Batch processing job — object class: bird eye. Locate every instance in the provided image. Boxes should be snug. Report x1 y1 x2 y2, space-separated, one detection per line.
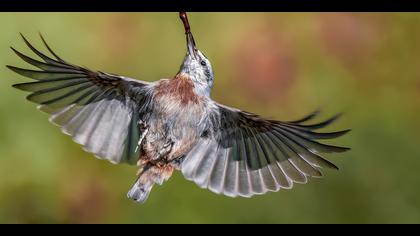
200 60 206 66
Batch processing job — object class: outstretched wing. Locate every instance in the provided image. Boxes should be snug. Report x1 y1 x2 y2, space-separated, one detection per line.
181 103 350 198
8 34 154 165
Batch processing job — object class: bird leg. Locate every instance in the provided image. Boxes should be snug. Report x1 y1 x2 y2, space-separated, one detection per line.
147 139 174 167
137 138 174 171
158 140 174 159
135 119 149 153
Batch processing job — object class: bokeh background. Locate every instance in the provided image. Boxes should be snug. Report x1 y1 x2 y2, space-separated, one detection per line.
0 12 419 223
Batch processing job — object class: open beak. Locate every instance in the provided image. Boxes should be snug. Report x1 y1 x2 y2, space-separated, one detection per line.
180 12 198 59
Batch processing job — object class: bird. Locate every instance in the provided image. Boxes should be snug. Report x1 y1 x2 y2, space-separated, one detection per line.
8 12 350 203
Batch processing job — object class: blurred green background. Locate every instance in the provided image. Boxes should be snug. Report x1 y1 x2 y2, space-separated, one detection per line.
0 12 419 223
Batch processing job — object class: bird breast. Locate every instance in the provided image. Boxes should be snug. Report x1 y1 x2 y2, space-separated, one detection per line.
153 76 206 134
143 76 206 161
154 75 201 106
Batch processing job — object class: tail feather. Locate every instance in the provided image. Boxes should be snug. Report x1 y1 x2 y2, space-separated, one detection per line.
127 163 175 203
127 179 154 204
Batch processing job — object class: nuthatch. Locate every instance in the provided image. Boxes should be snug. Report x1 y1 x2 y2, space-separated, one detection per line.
8 12 350 203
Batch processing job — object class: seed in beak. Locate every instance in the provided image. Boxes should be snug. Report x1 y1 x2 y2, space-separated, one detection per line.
179 12 191 34
180 12 198 59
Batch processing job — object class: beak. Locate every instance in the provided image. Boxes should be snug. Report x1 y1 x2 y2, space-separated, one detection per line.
186 32 198 59
180 12 198 59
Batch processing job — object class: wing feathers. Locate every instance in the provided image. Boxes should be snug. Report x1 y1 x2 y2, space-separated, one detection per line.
10 34 152 164
181 105 350 198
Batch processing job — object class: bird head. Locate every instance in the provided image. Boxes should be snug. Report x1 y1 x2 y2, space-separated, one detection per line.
177 12 214 95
